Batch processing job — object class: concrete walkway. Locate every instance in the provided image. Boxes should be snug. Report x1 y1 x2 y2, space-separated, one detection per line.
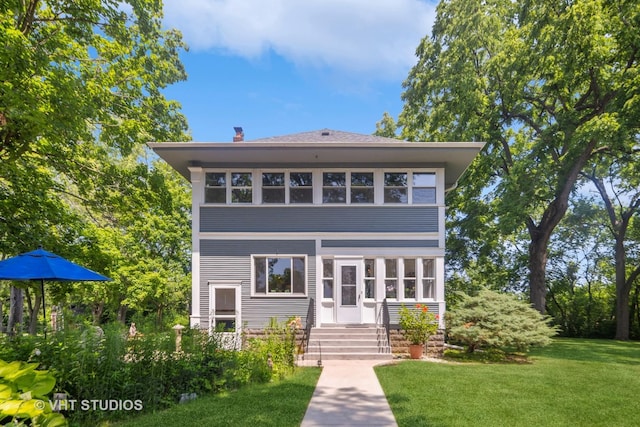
299 360 398 427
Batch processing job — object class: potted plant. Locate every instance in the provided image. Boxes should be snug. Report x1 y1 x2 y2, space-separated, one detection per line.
399 304 438 359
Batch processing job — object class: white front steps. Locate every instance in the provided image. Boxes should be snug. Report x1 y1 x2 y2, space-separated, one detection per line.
302 325 393 361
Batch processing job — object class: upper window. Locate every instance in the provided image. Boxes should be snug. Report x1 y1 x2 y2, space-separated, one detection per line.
323 172 346 203
290 172 313 203
351 173 374 204
205 173 226 203
205 172 253 204
412 173 436 204
384 173 408 203
254 256 306 295
205 169 436 205
262 173 285 204
322 172 375 204
231 172 252 203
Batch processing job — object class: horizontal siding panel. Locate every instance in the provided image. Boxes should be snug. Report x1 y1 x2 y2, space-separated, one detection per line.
201 239 316 256
201 206 438 233
200 239 316 329
321 239 439 248
386 301 440 327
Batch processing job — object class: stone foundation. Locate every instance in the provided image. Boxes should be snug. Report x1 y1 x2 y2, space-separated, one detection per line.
243 327 445 358
389 329 445 358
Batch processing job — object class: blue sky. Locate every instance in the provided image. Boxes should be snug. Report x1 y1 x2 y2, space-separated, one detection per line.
161 0 437 142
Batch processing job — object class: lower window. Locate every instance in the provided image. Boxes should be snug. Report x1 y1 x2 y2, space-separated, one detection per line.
254 256 306 294
210 285 239 332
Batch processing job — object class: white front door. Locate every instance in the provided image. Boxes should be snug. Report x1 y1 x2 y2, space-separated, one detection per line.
336 260 362 323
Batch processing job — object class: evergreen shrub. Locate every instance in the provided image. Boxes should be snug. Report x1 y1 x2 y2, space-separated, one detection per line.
446 288 558 353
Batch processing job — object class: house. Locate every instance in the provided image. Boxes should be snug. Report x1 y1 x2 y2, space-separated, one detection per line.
149 129 483 357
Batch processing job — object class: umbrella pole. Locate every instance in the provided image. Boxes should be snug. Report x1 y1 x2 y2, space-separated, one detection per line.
41 279 47 339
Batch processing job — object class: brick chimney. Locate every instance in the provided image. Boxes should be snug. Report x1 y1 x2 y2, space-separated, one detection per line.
233 127 244 142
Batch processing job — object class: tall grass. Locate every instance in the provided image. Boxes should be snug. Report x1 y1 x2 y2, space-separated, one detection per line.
376 338 640 427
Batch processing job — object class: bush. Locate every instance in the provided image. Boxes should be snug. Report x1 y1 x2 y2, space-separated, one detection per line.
398 304 438 345
446 288 558 353
245 317 298 380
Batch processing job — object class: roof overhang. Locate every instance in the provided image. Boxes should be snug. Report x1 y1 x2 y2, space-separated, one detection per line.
148 141 485 190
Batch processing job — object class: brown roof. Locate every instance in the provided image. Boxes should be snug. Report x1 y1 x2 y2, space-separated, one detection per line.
250 128 401 143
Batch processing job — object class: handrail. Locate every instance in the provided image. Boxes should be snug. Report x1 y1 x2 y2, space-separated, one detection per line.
382 298 391 347
302 297 315 353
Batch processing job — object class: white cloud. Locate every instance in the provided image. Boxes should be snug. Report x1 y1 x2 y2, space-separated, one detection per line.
162 0 436 79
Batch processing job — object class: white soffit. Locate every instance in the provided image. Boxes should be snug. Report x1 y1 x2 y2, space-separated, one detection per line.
148 141 485 189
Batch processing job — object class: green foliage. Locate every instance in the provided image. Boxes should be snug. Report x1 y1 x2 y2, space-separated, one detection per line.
1 0 189 160
447 289 557 353
398 304 438 345
0 0 192 333
0 323 283 425
393 0 640 318
245 317 300 380
0 359 66 426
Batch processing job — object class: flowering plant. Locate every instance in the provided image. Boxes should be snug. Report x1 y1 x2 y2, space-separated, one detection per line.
399 304 439 345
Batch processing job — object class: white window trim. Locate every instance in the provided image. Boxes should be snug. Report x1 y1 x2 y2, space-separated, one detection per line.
251 254 308 297
208 280 242 334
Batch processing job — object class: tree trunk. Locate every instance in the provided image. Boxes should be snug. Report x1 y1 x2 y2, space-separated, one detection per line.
528 234 549 314
7 286 24 336
526 139 598 314
0 298 4 334
633 283 640 338
92 301 104 325
117 304 127 324
28 289 41 335
156 305 163 328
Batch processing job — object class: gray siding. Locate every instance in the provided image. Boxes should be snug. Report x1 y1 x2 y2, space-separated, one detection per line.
201 206 438 233
321 239 439 248
200 239 316 329
386 301 440 327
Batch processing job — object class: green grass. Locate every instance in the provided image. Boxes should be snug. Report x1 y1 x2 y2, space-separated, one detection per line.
375 339 640 427
109 367 321 427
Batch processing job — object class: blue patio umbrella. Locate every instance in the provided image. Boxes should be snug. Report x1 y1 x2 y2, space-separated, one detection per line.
0 247 111 337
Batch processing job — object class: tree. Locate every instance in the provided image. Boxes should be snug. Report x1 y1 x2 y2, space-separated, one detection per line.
447 288 557 353
1 0 191 331
1 0 188 161
546 197 616 338
582 150 640 340
394 0 640 313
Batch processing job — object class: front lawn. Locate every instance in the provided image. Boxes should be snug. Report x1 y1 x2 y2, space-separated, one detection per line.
376 339 640 427
112 367 321 427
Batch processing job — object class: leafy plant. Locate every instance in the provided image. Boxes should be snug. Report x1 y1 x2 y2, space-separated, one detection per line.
398 304 438 345
447 288 558 353
0 359 66 426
